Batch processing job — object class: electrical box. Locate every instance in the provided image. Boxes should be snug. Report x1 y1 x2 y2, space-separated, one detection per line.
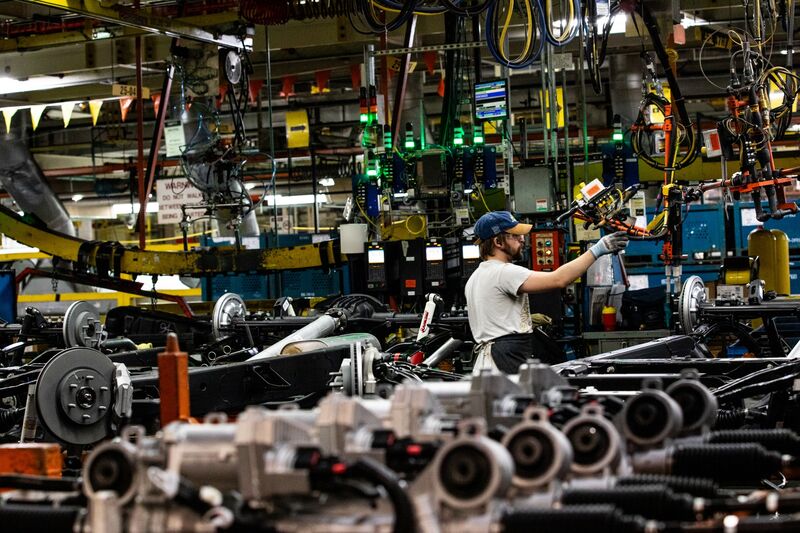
531 229 562 271
512 166 555 213
416 149 448 196
366 241 391 291
424 238 446 291
461 242 481 280
399 239 425 301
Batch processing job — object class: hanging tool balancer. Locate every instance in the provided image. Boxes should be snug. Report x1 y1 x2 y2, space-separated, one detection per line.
713 43 798 221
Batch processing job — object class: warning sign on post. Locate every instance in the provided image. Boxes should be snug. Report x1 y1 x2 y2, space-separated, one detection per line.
702 129 722 158
156 178 206 225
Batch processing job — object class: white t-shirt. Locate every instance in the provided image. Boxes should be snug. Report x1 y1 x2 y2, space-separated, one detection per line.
465 259 533 344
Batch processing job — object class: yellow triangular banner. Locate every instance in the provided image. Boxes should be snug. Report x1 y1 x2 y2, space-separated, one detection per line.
88 100 103 126
29 104 47 131
61 102 74 128
2 107 18 133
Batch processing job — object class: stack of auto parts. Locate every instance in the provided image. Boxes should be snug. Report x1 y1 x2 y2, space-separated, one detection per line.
4 364 800 531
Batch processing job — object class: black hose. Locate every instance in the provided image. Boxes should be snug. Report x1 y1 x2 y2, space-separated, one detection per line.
0 407 24 432
561 484 696 521
100 337 138 352
0 503 80 533
639 3 698 170
617 474 720 498
708 429 800 456
502 504 649 533
670 443 784 485
347 457 415 533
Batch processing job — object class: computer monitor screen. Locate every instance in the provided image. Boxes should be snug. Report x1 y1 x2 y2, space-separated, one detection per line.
426 246 443 261
0 270 16 323
368 249 385 264
474 79 509 121
462 244 480 260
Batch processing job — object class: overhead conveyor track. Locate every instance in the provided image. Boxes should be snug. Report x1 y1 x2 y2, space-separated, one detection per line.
0 205 346 276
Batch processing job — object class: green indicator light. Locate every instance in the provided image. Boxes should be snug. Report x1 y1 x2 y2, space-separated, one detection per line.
367 169 378 177
454 137 464 146
404 140 415 149
360 113 369 124
612 132 624 141
474 135 484 144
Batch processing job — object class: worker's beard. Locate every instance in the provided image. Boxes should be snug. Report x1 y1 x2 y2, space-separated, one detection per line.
502 241 523 261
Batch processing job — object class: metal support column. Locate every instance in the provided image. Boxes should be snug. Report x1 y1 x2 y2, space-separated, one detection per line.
135 34 146 248
391 15 419 145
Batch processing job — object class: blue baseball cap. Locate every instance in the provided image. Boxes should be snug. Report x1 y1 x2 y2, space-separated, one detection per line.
474 211 532 242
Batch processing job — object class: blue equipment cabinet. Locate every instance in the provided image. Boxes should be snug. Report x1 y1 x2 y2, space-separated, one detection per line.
201 234 349 301
624 203 726 264
732 201 800 256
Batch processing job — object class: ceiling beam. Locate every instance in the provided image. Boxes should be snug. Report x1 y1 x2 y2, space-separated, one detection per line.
15 0 243 49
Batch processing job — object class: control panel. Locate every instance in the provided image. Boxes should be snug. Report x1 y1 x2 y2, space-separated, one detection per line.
531 230 562 271
461 243 481 280
425 239 446 289
366 242 389 290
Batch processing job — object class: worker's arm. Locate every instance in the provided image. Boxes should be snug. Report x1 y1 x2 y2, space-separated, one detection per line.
518 232 630 294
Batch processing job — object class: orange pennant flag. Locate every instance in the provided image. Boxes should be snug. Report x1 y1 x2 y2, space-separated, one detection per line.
119 97 134 122
152 92 162 116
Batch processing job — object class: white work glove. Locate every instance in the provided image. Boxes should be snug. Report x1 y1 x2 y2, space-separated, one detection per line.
589 231 630 259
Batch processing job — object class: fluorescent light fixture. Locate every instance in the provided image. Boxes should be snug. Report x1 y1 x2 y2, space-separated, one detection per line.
263 194 327 207
245 182 258 190
1 74 111 94
680 13 709 28
92 29 113 40
71 194 84 202
393 192 409 199
319 177 335 187
111 202 159 217
597 13 626 35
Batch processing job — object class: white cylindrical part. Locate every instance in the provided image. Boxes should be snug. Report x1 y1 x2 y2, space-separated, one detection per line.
339 223 369 254
248 314 339 360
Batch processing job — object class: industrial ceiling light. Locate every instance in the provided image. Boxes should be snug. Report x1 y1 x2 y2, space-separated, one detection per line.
263 194 328 207
318 177 335 187
92 29 114 40
597 14 626 35
111 202 159 216
71 194 84 202
680 14 709 28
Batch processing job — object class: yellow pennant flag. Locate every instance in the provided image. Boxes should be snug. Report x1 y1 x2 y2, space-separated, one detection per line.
29 104 47 131
2 107 18 133
61 102 74 128
88 100 104 126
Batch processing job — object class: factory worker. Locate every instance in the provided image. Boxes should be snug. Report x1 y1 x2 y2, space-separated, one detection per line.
465 210 629 374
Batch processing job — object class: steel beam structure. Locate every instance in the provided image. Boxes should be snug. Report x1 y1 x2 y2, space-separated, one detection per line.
16 0 242 50
0 205 346 276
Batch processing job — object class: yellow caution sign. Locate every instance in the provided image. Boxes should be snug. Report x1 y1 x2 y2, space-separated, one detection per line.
286 109 310 149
